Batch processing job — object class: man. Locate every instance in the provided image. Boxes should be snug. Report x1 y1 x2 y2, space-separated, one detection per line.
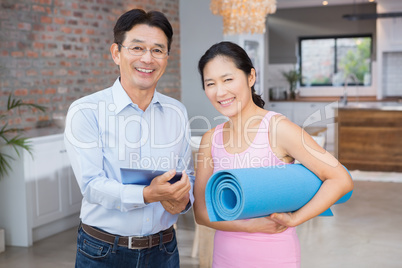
64 9 194 268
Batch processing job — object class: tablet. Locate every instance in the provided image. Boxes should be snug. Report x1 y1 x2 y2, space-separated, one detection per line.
120 168 182 185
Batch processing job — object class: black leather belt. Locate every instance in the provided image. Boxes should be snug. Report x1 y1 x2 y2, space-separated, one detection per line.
81 223 174 249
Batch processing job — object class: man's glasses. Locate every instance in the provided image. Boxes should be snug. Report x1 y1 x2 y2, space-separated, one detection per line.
118 43 169 59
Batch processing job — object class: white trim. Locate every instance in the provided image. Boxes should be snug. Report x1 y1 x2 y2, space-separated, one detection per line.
0 229 4 253
351 170 402 183
224 33 266 99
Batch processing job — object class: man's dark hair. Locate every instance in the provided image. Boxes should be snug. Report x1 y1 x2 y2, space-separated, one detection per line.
113 9 173 52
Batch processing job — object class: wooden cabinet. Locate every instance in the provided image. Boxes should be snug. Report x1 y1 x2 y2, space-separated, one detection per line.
0 133 81 247
336 108 402 172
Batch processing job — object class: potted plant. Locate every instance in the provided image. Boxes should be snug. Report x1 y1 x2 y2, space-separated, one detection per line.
281 69 301 100
0 94 47 178
0 93 46 253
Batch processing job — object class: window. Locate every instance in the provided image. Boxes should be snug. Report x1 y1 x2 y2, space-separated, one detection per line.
299 35 372 87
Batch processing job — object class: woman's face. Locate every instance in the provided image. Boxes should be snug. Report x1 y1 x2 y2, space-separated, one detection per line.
202 56 255 118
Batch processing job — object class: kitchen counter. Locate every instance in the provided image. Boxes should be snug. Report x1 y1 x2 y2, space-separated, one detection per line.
336 106 402 172
270 96 402 103
337 102 402 111
24 127 64 139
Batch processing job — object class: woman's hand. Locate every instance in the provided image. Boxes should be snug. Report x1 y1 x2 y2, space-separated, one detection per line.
242 216 288 234
269 212 298 227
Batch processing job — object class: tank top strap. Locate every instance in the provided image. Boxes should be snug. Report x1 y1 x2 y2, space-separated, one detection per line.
250 111 279 147
263 110 280 123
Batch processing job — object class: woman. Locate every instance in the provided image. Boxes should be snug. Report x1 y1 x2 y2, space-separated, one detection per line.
193 41 353 267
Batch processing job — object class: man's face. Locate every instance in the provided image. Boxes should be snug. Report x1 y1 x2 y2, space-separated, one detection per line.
112 24 169 93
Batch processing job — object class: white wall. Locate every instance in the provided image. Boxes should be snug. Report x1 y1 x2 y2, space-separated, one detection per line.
180 1 271 135
224 33 267 100
180 0 224 136
376 0 402 99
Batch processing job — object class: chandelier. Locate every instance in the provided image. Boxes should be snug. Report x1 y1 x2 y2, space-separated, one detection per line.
210 0 277 35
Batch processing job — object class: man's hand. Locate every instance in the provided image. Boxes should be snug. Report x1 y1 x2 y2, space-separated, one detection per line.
143 170 191 213
161 193 190 214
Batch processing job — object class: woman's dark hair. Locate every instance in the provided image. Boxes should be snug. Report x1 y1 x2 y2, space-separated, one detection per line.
113 9 173 52
198 41 265 108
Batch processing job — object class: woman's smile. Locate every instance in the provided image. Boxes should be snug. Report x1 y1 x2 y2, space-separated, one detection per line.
218 97 236 107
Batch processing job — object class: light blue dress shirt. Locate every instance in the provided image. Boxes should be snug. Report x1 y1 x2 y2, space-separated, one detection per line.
64 78 194 236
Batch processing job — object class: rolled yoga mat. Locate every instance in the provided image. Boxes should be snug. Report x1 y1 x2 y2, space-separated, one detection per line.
205 164 353 222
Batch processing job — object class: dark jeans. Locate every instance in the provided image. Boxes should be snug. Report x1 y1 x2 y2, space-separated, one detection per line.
75 225 180 268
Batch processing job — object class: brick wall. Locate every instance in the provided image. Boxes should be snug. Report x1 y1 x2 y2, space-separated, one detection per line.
0 0 181 129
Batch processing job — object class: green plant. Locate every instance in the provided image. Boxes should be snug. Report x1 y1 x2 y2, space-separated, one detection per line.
281 69 301 99
338 38 371 83
0 94 46 178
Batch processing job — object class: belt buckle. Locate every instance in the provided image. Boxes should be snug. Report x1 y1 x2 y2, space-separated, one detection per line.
128 235 154 249
128 236 140 249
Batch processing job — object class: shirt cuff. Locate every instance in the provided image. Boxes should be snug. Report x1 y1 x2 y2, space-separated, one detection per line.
180 200 192 214
120 184 147 211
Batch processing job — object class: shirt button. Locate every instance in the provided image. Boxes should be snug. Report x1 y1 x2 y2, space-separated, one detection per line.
146 218 149 222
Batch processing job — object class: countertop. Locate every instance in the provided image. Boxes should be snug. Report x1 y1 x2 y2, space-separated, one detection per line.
24 127 64 139
269 96 402 111
269 96 402 103
336 102 402 111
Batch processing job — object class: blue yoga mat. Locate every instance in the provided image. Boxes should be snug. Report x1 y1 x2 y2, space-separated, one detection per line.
205 164 353 222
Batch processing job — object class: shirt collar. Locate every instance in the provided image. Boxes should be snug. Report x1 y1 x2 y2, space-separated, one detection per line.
111 78 163 114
